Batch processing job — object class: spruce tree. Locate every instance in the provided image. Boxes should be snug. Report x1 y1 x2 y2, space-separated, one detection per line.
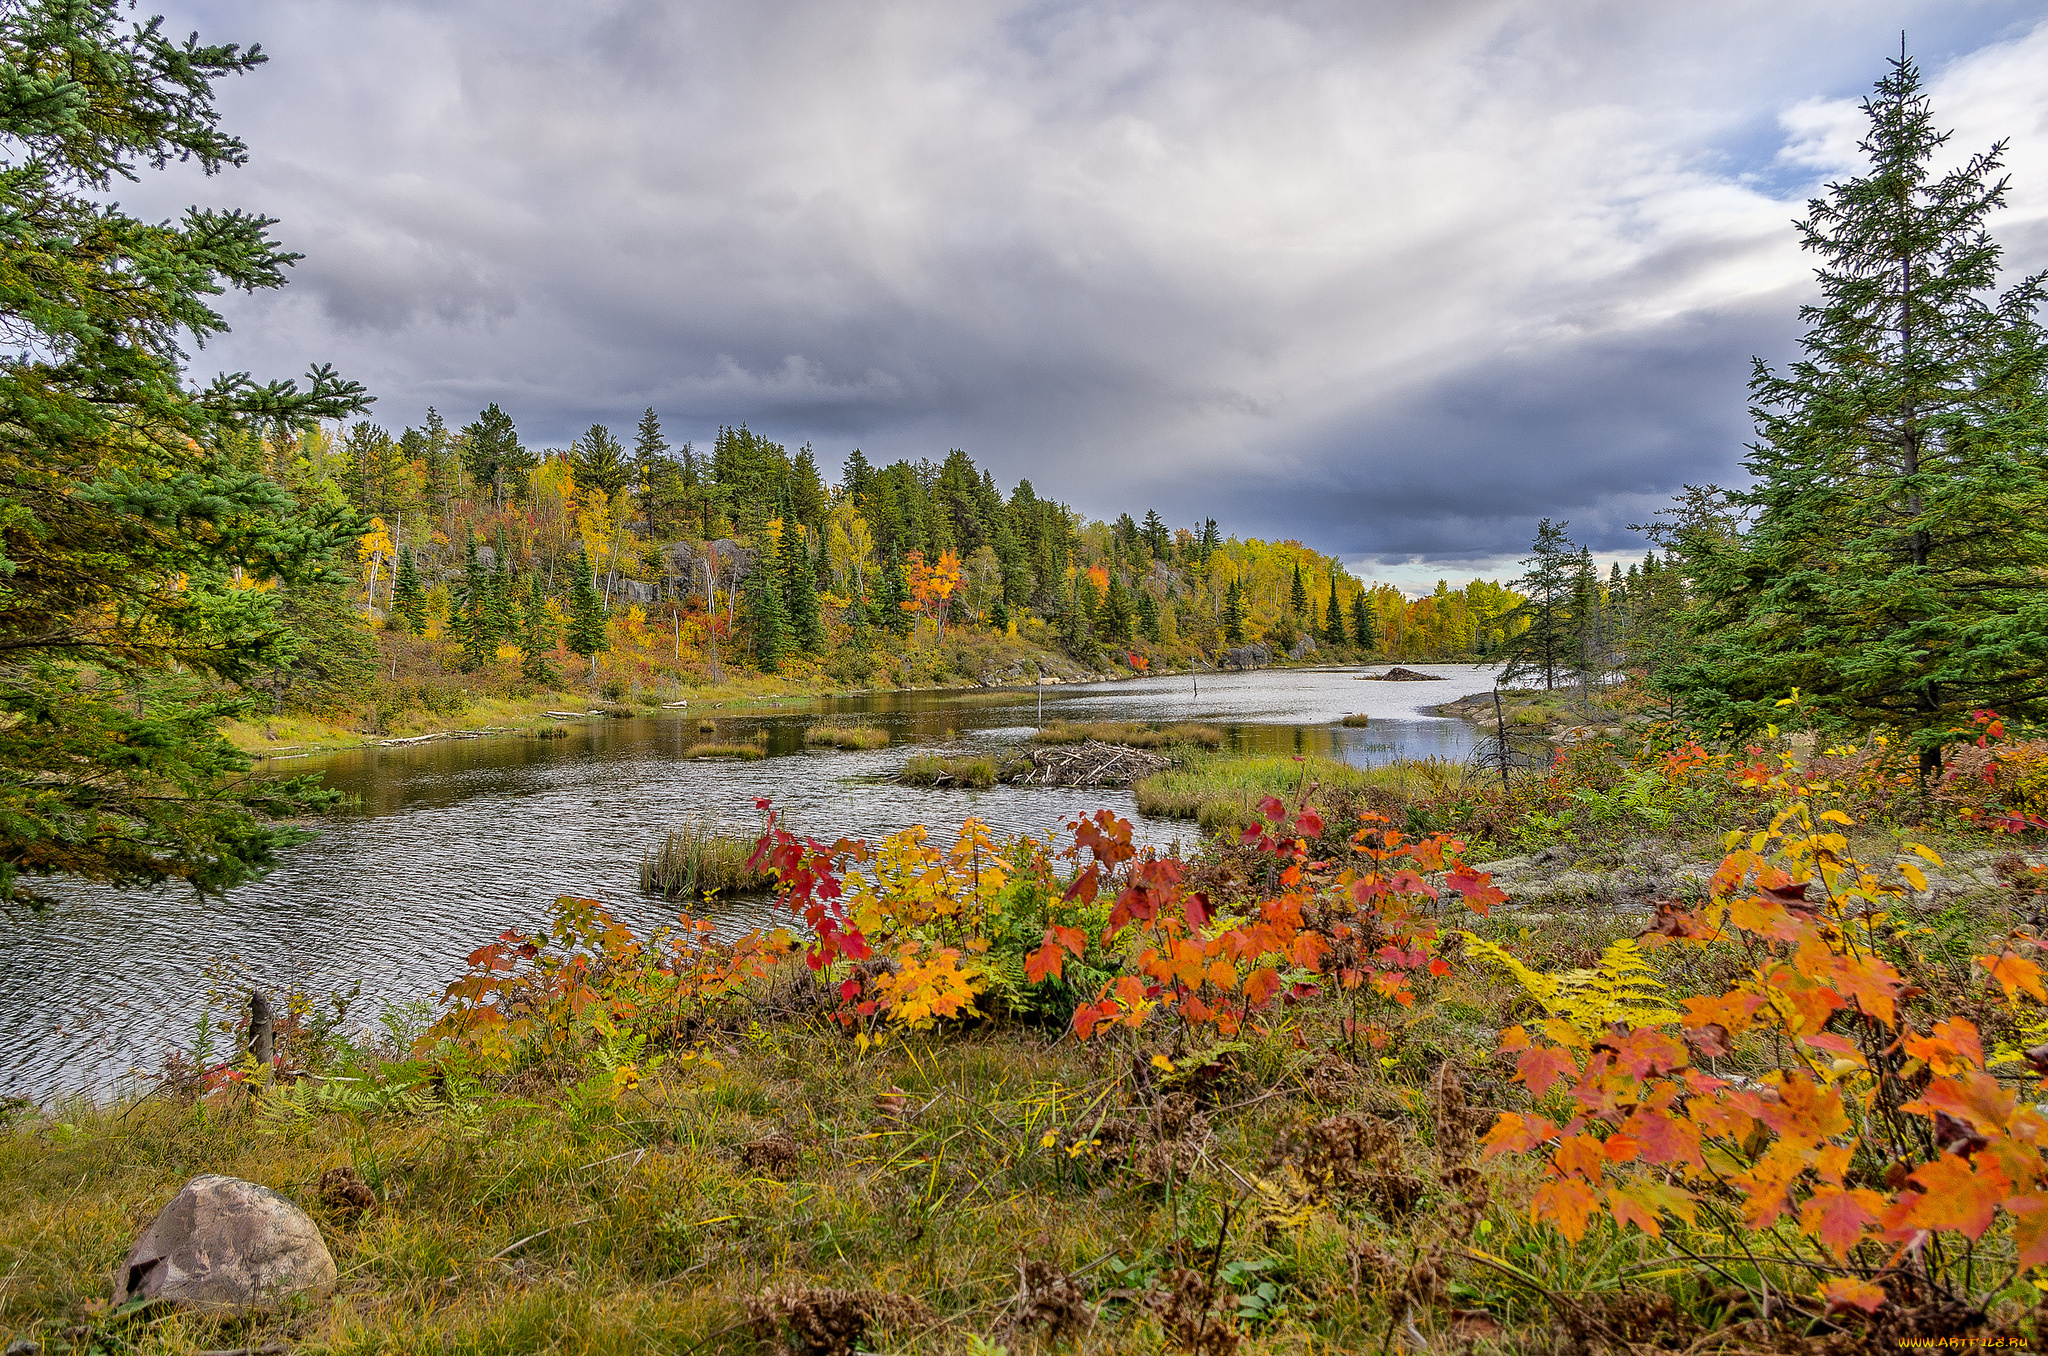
0 5 372 908
991 596 1012 634
453 538 494 673
486 553 516 650
878 555 912 636
566 547 609 682
1103 575 1136 644
1496 520 1577 689
784 527 826 654
1136 590 1161 643
518 573 558 685
1288 564 1308 617
1223 580 1247 645
1672 51 2048 771
748 533 789 673
1352 592 1379 653
393 546 426 635
1324 575 1346 645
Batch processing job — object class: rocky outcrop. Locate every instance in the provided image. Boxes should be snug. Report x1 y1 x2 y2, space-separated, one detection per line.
1289 635 1319 661
1219 643 1271 671
115 1174 336 1313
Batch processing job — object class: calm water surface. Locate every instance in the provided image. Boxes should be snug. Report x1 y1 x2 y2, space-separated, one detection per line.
2 664 1499 1100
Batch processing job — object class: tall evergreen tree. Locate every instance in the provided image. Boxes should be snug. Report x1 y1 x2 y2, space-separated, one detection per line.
1288 564 1308 617
452 538 494 673
1136 589 1161 643
393 546 426 635
518 573 558 685
1324 575 1347 645
571 423 631 499
565 547 609 682
878 555 912 636
784 526 826 654
460 404 531 509
1672 51 2048 772
1496 519 1578 690
1352 592 1379 653
0 4 371 907
1224 580 1248 645
748 534 789 673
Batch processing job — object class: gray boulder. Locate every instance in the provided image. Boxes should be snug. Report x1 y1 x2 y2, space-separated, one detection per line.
116 1174 336 1312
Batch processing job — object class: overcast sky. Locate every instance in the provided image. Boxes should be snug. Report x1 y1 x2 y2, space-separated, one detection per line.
142 1 2048 588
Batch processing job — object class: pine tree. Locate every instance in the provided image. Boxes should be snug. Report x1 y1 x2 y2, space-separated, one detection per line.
1352 592 1379 653
1324 575 1346 645
1496 520 1577 689
572 423 631 499
393 546 426 635
1103 574 1136 644
1224 580 1247 645
486 547 516 650
518 573 558 685
1672 51 2048 771
460 404 531 509
1288 564 1308 617
1136 589 1161 643
748 533 789 673
566 547 609 682
878 555 912 636
1060 578 1095 659
451 539 494 673
785 525 826 655
991 596 1012 634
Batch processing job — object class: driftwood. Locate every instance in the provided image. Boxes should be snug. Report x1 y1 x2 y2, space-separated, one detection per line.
1005 740 1170 788
1358 666 1444 682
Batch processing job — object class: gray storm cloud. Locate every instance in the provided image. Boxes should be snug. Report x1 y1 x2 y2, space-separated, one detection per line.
140 0 2048 582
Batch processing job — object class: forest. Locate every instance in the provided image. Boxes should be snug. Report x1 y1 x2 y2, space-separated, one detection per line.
281 409 1533 714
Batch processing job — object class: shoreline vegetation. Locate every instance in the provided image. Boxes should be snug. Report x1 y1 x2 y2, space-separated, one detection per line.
10 713 2048 1355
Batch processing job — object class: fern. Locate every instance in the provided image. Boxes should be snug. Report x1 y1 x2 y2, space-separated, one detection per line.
1459 933 1678 1036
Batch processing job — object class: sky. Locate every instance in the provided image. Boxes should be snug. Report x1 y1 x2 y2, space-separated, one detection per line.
140 1 2048 590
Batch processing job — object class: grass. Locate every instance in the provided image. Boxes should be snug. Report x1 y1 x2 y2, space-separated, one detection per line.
682 742 765 760
898 754 998 788
1029 720 1225 749
640 823 773 899
1339 713 1371 727
1130 752 1491 831
804 723 892 750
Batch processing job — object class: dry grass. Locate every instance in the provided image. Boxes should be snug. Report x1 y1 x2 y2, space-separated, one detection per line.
898 754 998 788
1030 720 1225 749
804 723 891 750
1339 713 1372 728
683 741 766 760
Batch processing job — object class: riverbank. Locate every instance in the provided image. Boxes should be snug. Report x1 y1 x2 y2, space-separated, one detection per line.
7 731 2043 1355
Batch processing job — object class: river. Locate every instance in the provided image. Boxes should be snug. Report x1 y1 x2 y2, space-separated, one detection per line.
1 664 1503 1102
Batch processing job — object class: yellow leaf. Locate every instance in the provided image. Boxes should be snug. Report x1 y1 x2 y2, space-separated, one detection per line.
1818 810 1853 825
1910 843 1944 866
1900 862 1929 892
1152 1055 1176 1072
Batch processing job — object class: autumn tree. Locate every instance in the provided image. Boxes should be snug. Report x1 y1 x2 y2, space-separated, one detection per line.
1672 52 2048 771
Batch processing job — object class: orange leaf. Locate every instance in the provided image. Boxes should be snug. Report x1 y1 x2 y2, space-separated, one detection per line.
1552 1133 1607 1182
2010 1193 2048 1269
1903 1018 1985 1076
1024 941 1064 984
1981 953 2046 1003
1241 967 1283 1007
1904 1153 2011 1239
1530 1179 1599 1244
1819 1278 1886 1315
1516 1046 1579 1097
1618 1108 1705 1171
1800 1186 1882 1260
1479 1112 1557 1157
1604 1185 1661 1237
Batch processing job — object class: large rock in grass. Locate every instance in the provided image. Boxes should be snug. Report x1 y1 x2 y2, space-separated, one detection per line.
115 1174 336 1312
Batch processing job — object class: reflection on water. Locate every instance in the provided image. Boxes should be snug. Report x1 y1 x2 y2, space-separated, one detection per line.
1 664 1499 1100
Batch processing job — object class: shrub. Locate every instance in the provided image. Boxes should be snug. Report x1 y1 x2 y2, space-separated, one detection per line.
641 823 774 899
